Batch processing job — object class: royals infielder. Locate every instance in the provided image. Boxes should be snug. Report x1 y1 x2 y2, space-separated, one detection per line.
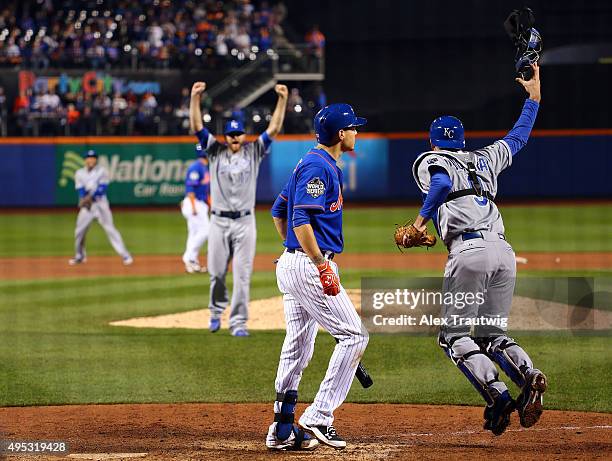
189 81 288 336
69 150 133 266
265 103 369 450
402 63 546 435
181 143 210 273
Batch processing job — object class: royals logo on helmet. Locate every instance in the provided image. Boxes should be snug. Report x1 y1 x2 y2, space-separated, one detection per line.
444 128 454 138
306 178 325 198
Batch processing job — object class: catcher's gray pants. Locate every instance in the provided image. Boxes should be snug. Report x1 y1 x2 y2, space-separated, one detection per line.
439 231 537 404
74 198 130 260
274 250 368 427
207 213 256 332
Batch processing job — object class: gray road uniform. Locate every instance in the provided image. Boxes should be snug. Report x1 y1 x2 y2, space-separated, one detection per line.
73 165 131 262
198 130 271 332
412 141 541 405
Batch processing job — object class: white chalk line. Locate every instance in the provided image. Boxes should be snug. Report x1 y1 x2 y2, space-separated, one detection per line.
386 425 612 438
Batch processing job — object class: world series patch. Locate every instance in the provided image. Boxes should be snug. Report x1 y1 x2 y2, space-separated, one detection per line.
306 178 325 198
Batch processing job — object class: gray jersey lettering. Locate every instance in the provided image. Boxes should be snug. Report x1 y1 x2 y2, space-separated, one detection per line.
412 140 512 244
203 133 268 211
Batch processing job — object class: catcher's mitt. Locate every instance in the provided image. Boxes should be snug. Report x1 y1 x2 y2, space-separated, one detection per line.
79 195 93 210
394 223 437 251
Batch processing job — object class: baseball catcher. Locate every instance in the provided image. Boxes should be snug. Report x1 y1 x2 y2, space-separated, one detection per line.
403 63 547 436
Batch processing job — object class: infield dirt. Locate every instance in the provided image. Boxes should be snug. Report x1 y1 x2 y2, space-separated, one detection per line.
2 403 611 460
2 252 611 280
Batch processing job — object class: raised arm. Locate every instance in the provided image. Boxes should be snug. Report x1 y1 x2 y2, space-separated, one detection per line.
189 82 206 134
265 84 289 138
503 63 541 156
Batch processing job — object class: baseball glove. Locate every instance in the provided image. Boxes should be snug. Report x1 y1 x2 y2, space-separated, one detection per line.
394 223 437 250
79 195 93 210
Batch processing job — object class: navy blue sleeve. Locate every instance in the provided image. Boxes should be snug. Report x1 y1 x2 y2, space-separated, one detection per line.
271 183 289 218
419 170 452 219
503 99 539 156
77 187 87 198
93 184 108 198
195 128 211 146
259 131 272 150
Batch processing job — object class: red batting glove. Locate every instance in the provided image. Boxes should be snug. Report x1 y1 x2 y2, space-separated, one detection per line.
317 260 340 296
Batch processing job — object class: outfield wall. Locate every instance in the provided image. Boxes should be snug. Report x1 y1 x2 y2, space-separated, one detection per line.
1 132 610 206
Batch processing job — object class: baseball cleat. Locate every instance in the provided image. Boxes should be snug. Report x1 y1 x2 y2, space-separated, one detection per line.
184 261 202 273
483 390 515 436
123 255 134 266
265 423 319 451
209 318 220 333
68 257 86 265
231 328 250 337
517 371 547 428
298 422 346 449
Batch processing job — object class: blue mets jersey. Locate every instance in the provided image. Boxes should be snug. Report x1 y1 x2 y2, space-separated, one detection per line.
284 148 344 254
184 148 210 202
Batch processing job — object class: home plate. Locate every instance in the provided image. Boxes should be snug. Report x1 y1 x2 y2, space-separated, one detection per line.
68 454 147 460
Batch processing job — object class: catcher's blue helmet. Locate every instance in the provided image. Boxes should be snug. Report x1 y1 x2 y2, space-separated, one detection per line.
429 115 465 149
314 103 367 145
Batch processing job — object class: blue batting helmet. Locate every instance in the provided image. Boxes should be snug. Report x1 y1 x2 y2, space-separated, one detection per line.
314 103 367 145
429 115 465 149
224 119 245 135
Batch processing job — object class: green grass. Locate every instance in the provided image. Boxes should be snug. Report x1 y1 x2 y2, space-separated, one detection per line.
1 205 610 409
0 204 611 257
1 271 610 411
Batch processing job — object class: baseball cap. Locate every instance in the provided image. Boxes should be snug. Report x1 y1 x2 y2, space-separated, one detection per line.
84 149 98 158
223 119 245 136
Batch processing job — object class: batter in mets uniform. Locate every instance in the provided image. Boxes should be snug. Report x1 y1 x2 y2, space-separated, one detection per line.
69 149 132 266
189 81 288 336
408 64 547 435
265 103 369 451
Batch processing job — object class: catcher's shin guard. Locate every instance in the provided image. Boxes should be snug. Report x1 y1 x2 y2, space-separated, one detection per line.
275 390 298 440
476 336 533 388
439 333 506 406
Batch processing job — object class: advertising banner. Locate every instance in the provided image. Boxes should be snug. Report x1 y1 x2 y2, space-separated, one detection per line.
55 143 199 205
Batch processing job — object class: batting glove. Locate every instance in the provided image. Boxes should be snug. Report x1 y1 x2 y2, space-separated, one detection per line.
317 260 340 296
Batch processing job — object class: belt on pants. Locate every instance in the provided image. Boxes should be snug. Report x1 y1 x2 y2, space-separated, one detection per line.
211 210 251 219
461 231 506 241
447 231 506 252
287 248 335 260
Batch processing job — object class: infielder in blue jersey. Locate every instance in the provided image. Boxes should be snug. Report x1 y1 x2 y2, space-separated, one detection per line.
402 64 546 436
265 104 369 451
181 143 210 273
69 150 133 266
189 81 288 336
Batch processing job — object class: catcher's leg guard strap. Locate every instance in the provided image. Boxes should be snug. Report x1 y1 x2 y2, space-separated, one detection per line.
275 390 298 441
439 333 506 405
479 336 534 388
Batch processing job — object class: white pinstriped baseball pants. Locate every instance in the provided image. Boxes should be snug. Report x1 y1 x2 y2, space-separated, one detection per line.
274 249 369 427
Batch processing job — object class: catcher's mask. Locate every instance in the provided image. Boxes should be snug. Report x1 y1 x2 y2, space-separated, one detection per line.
504 8 543 80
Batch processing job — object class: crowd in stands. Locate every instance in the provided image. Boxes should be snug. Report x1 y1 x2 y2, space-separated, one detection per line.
0 1 327 136
0 0 291 69
3 83 326 136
